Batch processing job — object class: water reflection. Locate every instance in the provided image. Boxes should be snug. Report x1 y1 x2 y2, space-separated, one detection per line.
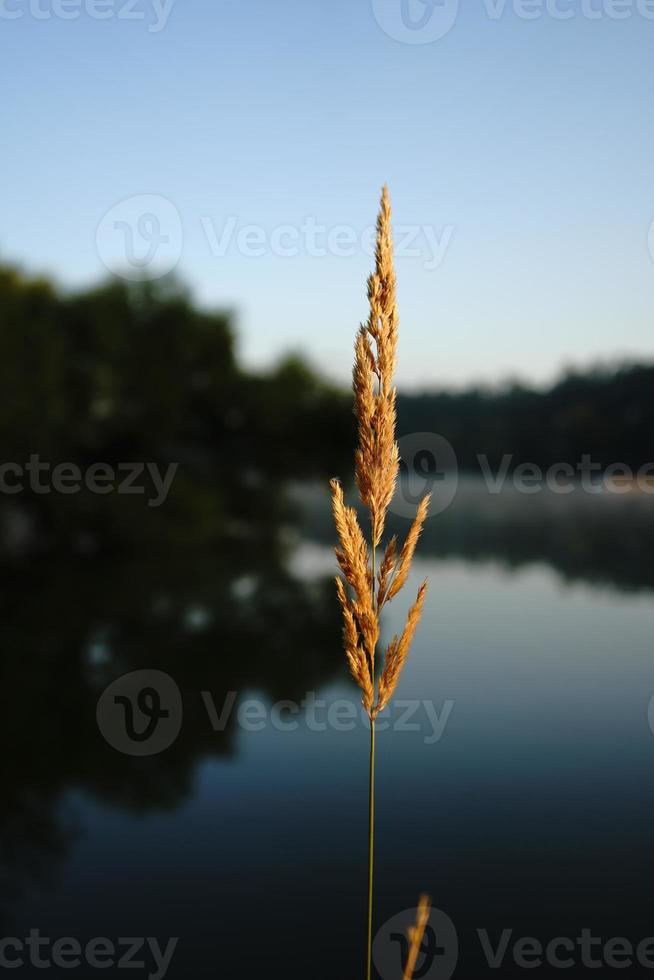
0 531 343 917
3 480 654 976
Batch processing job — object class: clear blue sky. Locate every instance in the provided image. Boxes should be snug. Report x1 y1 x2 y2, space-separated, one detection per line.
3 0 654 388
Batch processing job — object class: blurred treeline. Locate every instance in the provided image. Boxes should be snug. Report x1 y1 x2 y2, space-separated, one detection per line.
2 262 653 562
397 367 654 471
0 264 353 560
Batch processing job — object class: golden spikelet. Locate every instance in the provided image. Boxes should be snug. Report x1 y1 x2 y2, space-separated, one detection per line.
403 895 431 980
331 478 370 604
376 534 397 608
377 579 428 714
354 185 401 549
332 185 429 720
335 577 374 715
385 493 431 604
330 478 379 674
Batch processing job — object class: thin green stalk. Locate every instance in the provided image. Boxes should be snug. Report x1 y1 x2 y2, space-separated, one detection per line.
367 716 376 980
367 530 377 980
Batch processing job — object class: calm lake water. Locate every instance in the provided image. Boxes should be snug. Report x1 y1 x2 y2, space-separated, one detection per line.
4 482 654 979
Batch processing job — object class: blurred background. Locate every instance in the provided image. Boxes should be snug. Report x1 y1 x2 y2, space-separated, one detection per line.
3 1 654 978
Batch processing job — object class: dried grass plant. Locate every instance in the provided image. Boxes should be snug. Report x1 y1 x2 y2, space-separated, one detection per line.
403 895 431 980
330 186 430 980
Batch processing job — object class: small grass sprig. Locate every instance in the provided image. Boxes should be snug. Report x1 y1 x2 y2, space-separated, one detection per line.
403 895 431 980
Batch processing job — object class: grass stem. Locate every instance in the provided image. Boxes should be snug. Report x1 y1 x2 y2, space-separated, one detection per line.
367 716 376 980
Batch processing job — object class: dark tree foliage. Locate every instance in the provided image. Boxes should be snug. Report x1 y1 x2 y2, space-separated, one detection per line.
397 365 654 472
0 265 353 559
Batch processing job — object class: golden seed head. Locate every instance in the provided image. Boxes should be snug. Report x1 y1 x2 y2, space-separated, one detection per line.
332 187 429 720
